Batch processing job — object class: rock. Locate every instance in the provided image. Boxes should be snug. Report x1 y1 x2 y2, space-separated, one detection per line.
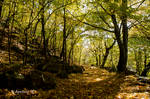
42 63 63 73
25 70 56 90
0 72 7 88
57 70 68 78
137 76 150 84
125 69 137 75
90 66 97 69
66 65 85 74
0 70 56 90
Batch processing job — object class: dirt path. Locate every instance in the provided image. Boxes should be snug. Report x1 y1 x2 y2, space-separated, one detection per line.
39 66 150 99
2 65 150 99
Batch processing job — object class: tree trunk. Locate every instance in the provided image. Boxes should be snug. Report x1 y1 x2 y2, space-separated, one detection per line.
101 40 116 68
71 46 74 65
23 2 34 65
79 47 83 65
111 0 128 72
96 56 98 66
41 0 47 59
144 48 147 68
141 62 150 76
111 14 127 72
53 13 57 56
68 31 74 65
101 49 109 68
134 49 141 75
8 2 16 64
110 50 114 67
121 0 128 72
98 54 101 66
61 4 67 63
24 30 28 65
117 45 127 72
0 0 4 18
141 49 148 76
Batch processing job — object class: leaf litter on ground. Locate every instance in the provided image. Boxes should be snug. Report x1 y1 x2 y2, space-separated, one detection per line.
1 65 150 99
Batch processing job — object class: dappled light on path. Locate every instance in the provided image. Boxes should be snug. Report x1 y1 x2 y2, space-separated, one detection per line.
37 65 149 98
2 65 150 98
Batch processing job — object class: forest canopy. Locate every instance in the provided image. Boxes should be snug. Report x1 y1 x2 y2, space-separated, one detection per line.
0 0 150 98
0 0 150 76
0 0 150 74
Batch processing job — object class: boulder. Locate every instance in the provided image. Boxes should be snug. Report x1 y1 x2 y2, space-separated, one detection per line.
0 70 56 90
56 70 68 78
137 76 150 84
42 63 63 73
25 70 56 90
66 65 85 74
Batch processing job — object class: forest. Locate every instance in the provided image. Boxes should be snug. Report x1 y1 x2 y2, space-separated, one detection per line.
0 0 150 98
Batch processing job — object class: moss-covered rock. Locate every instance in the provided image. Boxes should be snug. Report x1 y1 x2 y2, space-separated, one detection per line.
25 70 56 90
42 63 63 73
0 69 56 90
66 65 85 74
56 70 69 78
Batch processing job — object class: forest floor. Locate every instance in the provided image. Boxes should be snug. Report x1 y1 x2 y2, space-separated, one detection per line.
0 26 150 99
2 65 150 99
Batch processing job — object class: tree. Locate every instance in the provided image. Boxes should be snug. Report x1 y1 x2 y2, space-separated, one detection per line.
76 0 148 72
101 40 116 68
40 0 47 59
0 0 4 18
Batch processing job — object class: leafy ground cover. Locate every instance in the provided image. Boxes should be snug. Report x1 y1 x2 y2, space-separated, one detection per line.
0 65 149 99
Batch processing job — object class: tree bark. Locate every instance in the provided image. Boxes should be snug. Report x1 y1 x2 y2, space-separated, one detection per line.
23 2 34 65
121 0 128 72
41 0 47 59
98 54 101 66
61 4 67 63
23 30 28 65
111 0 128 72
96 56 98 66
141 62 150 76
79 47 83 65
0 0 4 18
134 49 141 75
111 14 127 72
141 49 148 76
101 40 116 68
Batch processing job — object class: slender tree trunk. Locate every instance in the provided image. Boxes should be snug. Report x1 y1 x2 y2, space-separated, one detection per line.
122 0 128 72
110 50 114 67
134 48 142 75
68 48 72 65
98 54 101 66
23 3 34 65
23 30 28 65
8 26 11 63
71 46 74 65
8 2 16 64
7 6 11 64
0 0 4 18
141 62 150 76
141 49 148 76
101 40 116 68
144 48 147 68
41 0 47 59
61 4 67 63
68 31 74 65
79 47 83 65
53 13 57 56
96 56 98 66
101 49 109 68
